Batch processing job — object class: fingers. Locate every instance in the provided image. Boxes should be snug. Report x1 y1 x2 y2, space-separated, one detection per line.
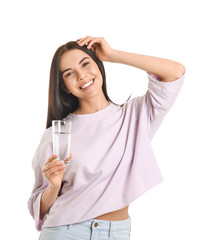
42 159 64 173
41 153 73 186
77 36 102 49
76 35 93 43
77 36 94 46
64 153 72 164
42 153 72 172
87 39 100 50
46 153 72 164
53 169 65 176
47 154 59 163
43 164 66 177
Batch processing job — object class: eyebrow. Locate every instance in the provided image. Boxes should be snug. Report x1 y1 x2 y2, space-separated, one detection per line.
61 57 89 75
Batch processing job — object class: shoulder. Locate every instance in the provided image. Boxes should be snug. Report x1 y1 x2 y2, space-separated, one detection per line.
122 96 142 109
39 127 52 145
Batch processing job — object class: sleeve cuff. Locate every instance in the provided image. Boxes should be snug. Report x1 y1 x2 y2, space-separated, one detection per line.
147 72 161 81
33 191 45 231
146 71 185 111
147 72 185 85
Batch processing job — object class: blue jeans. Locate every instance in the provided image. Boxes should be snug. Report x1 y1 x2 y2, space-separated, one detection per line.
39 217 131 240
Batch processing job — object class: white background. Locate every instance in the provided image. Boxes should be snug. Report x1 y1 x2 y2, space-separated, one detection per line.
0 0 205 239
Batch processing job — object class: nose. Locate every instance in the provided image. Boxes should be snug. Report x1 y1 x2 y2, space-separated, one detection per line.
77 69 87 81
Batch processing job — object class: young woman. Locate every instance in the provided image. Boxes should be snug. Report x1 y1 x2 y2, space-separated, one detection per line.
28 36 185 240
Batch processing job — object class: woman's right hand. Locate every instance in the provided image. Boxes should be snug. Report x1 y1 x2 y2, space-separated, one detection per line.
76 36 114 62
42 153 72 189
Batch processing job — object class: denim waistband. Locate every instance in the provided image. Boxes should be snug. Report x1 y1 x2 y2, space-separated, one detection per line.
70 217 131 232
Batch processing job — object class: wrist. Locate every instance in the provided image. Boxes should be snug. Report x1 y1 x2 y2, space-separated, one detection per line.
107 49 124 63
40 184 60 220
107 49 120 63
48 183 61 193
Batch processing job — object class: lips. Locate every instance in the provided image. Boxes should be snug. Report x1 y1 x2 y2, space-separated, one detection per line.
80 78 95 89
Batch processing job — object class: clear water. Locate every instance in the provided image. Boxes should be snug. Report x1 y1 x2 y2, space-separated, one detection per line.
53 132 71 160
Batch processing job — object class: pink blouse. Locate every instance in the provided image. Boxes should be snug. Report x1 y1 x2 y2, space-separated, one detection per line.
28 72 185 231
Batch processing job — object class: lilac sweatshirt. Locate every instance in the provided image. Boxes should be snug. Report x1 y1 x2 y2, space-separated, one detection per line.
28 73 185 231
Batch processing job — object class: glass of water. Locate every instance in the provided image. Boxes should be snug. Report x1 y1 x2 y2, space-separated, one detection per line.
52 120 72 162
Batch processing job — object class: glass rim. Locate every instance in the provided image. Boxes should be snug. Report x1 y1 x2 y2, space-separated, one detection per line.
52 120 71 123
52 120 72 133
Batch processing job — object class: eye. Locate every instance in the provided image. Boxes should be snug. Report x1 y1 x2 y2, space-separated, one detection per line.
82 62 90 67
65 72 72 78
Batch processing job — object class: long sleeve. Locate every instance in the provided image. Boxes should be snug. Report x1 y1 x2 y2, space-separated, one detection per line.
27 130 52 231
142 72 185 139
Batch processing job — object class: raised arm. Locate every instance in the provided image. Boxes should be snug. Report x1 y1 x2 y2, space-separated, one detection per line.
77 36 185 82
108 50 185 82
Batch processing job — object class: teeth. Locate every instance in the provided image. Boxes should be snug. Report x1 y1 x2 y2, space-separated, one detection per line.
81 80 93 89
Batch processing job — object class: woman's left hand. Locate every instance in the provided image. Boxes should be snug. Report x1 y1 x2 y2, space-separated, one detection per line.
76 36 114 62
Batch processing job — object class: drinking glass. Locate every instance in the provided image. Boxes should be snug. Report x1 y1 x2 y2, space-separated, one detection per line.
52 120 72 162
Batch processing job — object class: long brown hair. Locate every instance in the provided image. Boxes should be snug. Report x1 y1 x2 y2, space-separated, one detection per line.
46 41 131 129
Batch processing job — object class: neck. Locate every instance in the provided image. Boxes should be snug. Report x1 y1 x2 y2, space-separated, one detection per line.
73 97 110 115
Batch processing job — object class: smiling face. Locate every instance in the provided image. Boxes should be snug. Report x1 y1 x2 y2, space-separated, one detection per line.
59 49 104 101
